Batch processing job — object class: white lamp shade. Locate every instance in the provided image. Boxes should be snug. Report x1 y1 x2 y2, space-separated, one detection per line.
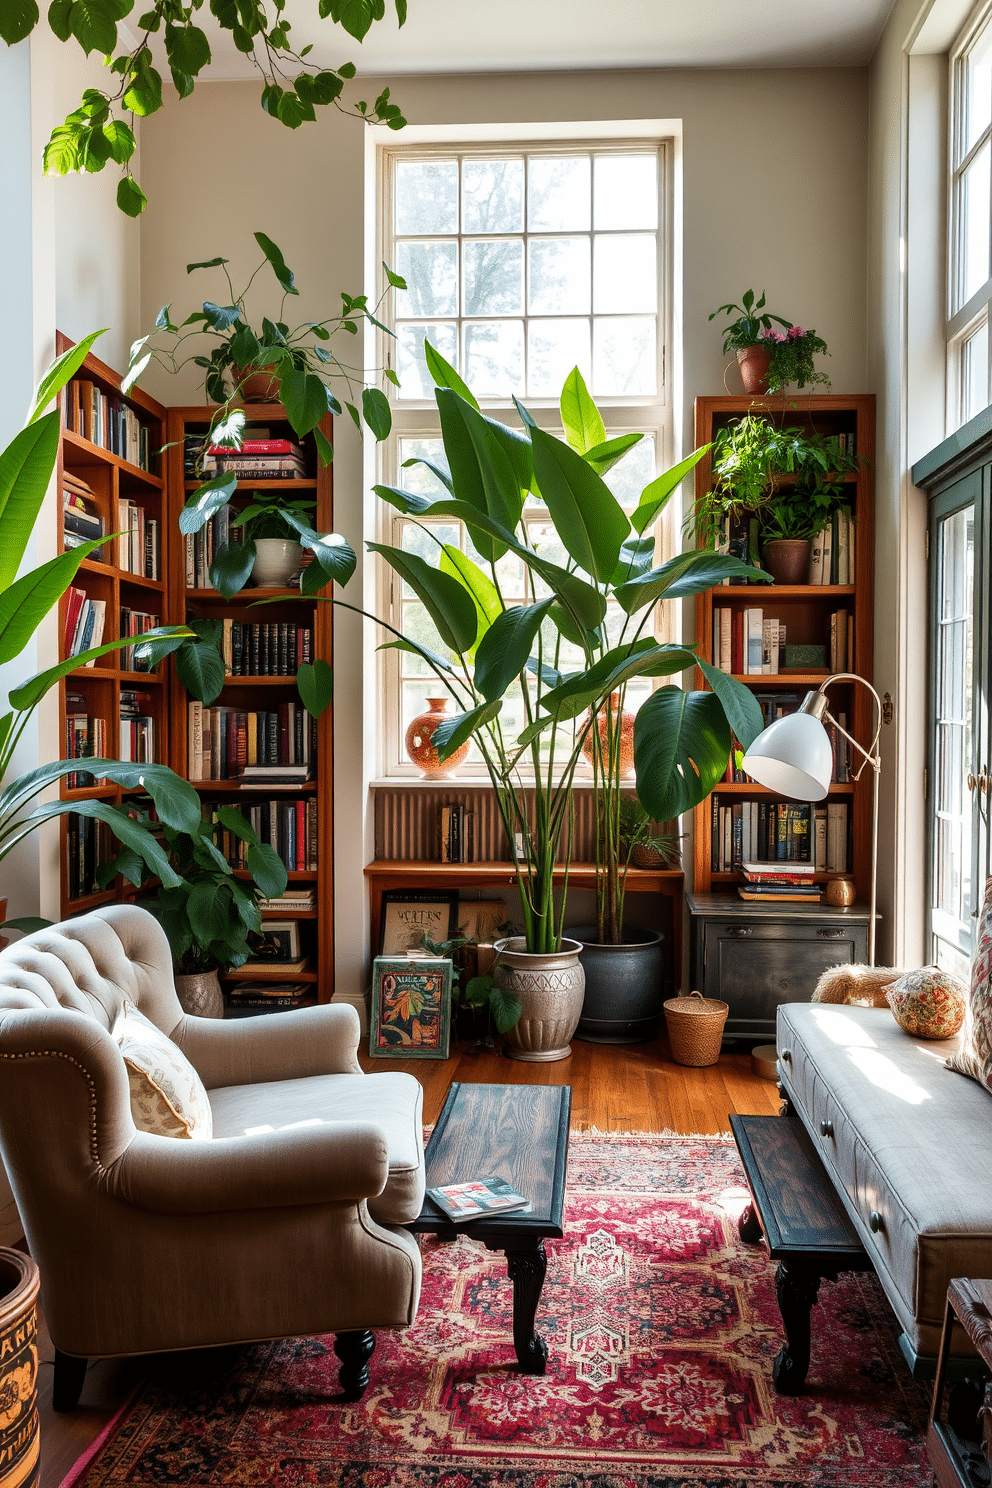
741 711 833 801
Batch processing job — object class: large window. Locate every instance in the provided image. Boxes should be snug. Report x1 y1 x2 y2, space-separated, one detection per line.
376 139 672 776
948 5 992 428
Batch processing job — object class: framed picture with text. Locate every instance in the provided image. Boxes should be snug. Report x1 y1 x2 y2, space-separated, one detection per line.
369 956 452 1059
379 890 458 956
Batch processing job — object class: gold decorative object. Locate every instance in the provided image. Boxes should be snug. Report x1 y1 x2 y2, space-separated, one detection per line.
825 878 856 907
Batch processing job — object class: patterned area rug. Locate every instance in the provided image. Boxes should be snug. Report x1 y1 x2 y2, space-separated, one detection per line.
62 1131 932 1488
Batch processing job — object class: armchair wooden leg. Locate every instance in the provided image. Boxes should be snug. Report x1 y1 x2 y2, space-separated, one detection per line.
53 1350 88 1412
333 1330 375 1402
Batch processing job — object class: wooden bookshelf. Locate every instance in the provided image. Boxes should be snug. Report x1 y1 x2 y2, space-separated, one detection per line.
691 394 875 899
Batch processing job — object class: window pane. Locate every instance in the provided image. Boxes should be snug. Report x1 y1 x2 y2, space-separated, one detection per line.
528 237 591 315
962 141 991 303
395 242 458 317
464 321 524 396
463 239 524 316
398 439 448 496
962 320 989 422
395 160 458 235
527 318 591 397
593 316 657 395
932 503 975 960
593 234 658 314
966 28 992 154
463 158 524 233
527 156 591 232
396 323 458 399
594 154 658 230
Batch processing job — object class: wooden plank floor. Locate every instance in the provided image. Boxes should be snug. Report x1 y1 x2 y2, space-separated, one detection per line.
37 1037 781 1488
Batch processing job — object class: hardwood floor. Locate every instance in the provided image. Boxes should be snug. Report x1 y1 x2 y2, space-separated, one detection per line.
36 1036 781 1488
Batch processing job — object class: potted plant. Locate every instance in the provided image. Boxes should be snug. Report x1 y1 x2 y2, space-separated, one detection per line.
764 324 831 393
364 352 768 1060
221 494 319 591
709 289 791 394
417 927 521 1046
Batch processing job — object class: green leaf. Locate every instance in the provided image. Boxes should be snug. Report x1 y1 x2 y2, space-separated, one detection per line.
116 176 147 217
473 599 554 703
696 657 765 750
0 415 60 589
100 118 136 164
164 22 211 74
383 261 406 289
279 520 355 587
179 473 238 535
313 426 334 467
122 62 163 117
0 918 51 936
0 759 200 837
631 446 710 536
614 551 771 614
633 688 732 820
424 339 478 408
377 638 456 676
431 699 502 761
254 231 297 296
540 640 696 720
209 539 256 599
0 0 39 44
175 638 226 705
361 386 391 439
55 0 120 54
401 455 451 492
246 842 288 899
43 125 82 177
560 366 605 455
368 543 477 654
610 535 656 585
43 798 181 887
202 301 241 331
582 432 643 477
29 329 105 423
438 544 500 657
280 367 328 437
9 627 191 712
0 538 108 665
296 658 333 718
488 983 521 1033
530 425 629 582
187 256 229 272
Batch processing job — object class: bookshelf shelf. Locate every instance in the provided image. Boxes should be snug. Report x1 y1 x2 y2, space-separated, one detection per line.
185 587 315 604
183 479 318 492
63 429 164 488
711 781 856 796
191 779 318 793
716 584 857 600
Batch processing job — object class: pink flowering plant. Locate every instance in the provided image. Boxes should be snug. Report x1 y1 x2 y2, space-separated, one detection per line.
763 323 830 393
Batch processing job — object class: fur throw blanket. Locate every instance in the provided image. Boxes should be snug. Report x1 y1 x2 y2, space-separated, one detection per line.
811 964 902 1008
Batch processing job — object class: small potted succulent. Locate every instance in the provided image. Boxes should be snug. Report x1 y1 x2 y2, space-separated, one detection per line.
709 289 791 393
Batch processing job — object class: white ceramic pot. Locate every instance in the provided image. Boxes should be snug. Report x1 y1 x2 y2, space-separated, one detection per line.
251 539 303 589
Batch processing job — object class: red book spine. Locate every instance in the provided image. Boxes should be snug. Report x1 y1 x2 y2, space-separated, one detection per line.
207 440 297 455
295 800 305 871
226 713 238 777
732 611 743 675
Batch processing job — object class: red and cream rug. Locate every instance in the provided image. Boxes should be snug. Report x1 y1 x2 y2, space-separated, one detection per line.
62 1131 931 1488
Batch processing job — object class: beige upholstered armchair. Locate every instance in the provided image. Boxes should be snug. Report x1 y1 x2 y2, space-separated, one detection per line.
0 904 424 1410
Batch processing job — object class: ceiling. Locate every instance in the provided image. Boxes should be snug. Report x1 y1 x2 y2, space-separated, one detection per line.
196 0 899 81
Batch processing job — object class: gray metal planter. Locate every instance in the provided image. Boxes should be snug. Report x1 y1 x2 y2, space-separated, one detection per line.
569 926 666 1044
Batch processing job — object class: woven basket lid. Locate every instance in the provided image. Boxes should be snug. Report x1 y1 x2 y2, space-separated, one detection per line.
664 990 729 1015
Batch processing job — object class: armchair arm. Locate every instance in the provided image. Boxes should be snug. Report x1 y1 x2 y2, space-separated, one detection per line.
173 1003 362 1090
107 1121 389 1214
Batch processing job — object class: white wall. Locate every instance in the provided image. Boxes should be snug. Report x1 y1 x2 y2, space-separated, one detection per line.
139 64 871 1005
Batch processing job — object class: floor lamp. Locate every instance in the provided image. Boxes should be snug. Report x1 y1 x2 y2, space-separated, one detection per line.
741 673 882 966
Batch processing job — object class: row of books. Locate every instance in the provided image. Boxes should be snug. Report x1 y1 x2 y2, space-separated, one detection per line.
723 698 851 784
187 702 316 781
225 982 313 1016
221 621 314 677
120 607 162 672
713 610 789 675
738 862 825 903
184 504 239 590
66 813 112 900
118 500 161 581
808 507 856 586
63 379 152 471
119 689 156 764
711 797 851 873
63 472 105 561
202 439 308 480
65 697 157 784
438 804 479 863
64 589 106 661
207 798 318 872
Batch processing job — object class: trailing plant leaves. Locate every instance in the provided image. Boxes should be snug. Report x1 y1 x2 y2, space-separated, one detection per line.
560 366 605 454
696 656 765 750
175 638 226 705
313 426 334 468
474 599 554 703
489 983 522 1033
0 415 61 590
254 231 298 295
530 425 629 581
432 699 502 761
368 543 478 655
280 367 328 437
361 386 391 439
614 550 770 614
209 539 257 598
630 446 710 535
179 473 238 535
116 176 147 217
297 658 334 718
633 687 732 820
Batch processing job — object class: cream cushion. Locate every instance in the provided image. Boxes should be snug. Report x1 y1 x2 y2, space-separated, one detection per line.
114 1002 213 1140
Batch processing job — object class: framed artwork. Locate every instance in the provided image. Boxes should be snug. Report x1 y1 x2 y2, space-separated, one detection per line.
246 920 301 963
455 900 508 944
379 890 458 955
370 956 452 1059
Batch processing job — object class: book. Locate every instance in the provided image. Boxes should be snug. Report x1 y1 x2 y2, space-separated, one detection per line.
808 527 826 585
426 1176 531 1223
738 886 823 902
745 608 763 674
742 860 817 878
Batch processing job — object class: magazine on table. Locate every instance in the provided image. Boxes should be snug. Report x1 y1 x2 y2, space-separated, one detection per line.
426 1176 531 1223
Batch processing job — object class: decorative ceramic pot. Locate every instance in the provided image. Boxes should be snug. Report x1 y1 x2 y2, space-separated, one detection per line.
0 1250 40 1488
569 925 666 1044
234 364 280 403
405 697 470 779
251 539 303 589
494 936 585 1062
174 969 224 1019
737 344 773 395
825 877 856 907
581 692 635 777
761 538 811 585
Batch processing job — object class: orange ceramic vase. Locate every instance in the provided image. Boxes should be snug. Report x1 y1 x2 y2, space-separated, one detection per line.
582 692 635 778
405 697 470 779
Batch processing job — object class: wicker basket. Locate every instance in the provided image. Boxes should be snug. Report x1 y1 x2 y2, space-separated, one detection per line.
663 989 729 1067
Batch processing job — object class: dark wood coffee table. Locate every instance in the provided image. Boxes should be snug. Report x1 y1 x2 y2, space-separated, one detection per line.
730 1113 872 1394
410 1082 571 1375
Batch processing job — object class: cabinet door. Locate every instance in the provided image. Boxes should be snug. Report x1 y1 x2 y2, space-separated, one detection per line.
703 921 866 1040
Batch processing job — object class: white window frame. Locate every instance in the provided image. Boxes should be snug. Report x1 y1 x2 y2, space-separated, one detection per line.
947 1 992 429
371 127 678 780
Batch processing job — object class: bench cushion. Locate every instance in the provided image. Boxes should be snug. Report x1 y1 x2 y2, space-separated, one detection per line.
778 1001 992 1357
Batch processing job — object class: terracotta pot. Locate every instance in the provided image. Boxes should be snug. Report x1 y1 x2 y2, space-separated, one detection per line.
761 538 811 585
251 539 303 588
234 364 280 403
174 969 224 1019
737 344 773 395
494 936 585 1063
405 697 470 779
581 692 635 778
0 1250 40 1488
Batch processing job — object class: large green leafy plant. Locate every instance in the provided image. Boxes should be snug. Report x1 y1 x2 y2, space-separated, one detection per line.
367 350 769 956
0 334 203 913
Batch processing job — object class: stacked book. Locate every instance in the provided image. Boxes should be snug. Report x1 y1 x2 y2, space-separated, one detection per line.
223 621 313 676
712 798 851 873
808 506 856 585
118 500 160 580
738 862 822 903
203 439 307 481
210 799 318 873
119 691 156 763
63 379 151 470
186 702 315 781
225 982 313 1017
257 887 316 912
438 804 478 863
64 698 105 788
63 473 105 560
66 813 111 900
119 606 161 672
713 608 787 675
64 588 106 662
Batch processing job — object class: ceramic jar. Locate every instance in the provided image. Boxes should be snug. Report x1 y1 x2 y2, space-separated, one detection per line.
405 697 470 779
581 692 635 777
494 936 585 1062
251 539 303 588
174 969 224 1019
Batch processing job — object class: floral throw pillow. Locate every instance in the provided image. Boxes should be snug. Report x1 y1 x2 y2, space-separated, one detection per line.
885 967 967 1039
113 1002 213 1140
948 877 992 1090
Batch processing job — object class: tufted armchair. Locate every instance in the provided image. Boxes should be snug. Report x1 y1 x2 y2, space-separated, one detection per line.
0 904 424 1409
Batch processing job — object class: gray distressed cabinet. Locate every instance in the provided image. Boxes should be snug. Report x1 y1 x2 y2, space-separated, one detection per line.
686 892 873 1042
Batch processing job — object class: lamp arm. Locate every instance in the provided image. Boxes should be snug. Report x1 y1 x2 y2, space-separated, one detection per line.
818 673 882 782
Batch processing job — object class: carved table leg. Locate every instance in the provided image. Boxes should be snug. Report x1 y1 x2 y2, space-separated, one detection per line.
333 1329 376 1401
772 1260 821 1395
493 1240 549 1375
737 1203 763 1244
